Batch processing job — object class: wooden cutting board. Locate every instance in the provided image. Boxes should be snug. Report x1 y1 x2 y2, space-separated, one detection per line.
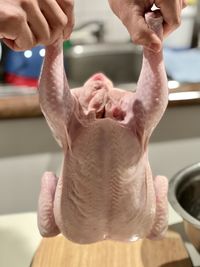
31 230 192 267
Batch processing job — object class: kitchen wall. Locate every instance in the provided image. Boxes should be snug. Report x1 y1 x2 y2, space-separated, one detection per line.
0 105 200 214
74 0 130 42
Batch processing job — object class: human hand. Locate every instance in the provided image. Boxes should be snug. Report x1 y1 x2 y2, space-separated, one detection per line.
108 0 187 52
0 0 74 51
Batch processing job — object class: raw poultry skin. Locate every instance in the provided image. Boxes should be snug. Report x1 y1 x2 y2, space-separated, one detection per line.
38 12 169 244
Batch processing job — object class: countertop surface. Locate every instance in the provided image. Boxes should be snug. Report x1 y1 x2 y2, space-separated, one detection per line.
0 82 200 119
0 204 200 267
0 204 185 267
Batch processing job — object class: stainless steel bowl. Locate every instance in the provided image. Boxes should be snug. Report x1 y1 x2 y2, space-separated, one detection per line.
169 162 200 252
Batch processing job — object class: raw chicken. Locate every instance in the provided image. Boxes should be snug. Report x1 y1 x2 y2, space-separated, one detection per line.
38 11 169 244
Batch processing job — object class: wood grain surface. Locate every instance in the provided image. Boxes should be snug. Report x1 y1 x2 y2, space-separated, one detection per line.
31 230 192 267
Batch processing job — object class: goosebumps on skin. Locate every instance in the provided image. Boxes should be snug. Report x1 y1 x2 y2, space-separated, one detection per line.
38 11 169 244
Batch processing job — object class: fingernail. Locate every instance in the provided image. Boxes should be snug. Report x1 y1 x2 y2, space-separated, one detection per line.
148 43 161 53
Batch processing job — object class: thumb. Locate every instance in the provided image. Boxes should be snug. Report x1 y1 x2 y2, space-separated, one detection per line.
122 9 162 52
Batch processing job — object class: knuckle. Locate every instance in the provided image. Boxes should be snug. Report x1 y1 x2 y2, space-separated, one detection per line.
9 11 25 25
54 16 68 29
0 5 26 25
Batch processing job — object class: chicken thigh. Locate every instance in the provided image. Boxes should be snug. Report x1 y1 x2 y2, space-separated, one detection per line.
38 12 169 244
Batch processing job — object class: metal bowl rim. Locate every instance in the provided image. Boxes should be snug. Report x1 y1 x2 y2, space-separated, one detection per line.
169 162 200 228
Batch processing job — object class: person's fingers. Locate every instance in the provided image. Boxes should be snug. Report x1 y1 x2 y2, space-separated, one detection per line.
155 0 185 37
0 3 36 50
120 7 162 51
3 24 34 51
108 0 161 51
20 0 51 45
56 0 74 39
23 0 74 45
39 0 70 44
0 0 74 50
3 22 35 50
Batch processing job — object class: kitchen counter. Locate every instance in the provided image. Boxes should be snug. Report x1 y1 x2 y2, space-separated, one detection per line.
0 204 184 267
0 83 200 119
1 206 200 267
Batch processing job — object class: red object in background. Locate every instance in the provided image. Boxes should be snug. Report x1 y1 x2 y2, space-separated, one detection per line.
4 73 38 87
3 45 44 87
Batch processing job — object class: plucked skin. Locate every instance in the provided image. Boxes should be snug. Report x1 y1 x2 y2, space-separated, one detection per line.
38 12 169 244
